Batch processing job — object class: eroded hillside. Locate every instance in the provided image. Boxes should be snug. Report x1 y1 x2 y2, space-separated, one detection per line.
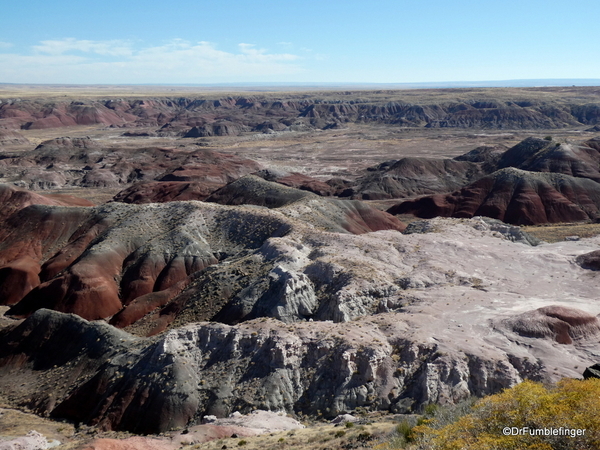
1 87 600 444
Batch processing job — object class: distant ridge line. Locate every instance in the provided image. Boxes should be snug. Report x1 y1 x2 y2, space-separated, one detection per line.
1 79 600 91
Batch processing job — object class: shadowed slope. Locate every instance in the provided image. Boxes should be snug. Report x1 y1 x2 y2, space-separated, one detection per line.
206 175 406 234
497 137 600 182
339 157 487 200
388 168 600 225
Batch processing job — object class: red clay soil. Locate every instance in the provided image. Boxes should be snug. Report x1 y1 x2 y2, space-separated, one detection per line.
505 305 600 345
0 185 94 304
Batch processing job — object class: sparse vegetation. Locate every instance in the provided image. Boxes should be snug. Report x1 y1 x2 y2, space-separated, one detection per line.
405 379 600 449
521 222 600 243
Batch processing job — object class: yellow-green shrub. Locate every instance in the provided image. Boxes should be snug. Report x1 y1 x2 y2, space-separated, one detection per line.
411 378 600 450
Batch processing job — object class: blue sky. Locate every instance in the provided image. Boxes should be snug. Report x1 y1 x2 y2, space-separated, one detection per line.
1 0 599 85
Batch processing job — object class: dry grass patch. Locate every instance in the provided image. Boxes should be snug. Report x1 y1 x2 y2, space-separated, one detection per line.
521 222 600 243
183 420 398 450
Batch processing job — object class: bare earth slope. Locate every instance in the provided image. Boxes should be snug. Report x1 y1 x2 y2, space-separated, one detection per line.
1 190 403 329
1 218 600 434
0 138 261 191
388 168 600 225
338 157 487 200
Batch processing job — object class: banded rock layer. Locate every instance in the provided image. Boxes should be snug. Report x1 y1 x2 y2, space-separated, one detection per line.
389 168 600 225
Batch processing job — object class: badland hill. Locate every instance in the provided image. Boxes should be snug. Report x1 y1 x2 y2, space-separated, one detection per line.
1 86 600 446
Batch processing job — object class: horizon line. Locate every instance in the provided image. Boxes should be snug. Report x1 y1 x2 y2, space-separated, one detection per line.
1 78 600 91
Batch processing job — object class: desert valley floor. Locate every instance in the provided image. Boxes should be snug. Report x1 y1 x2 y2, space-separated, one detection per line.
1 85 600 449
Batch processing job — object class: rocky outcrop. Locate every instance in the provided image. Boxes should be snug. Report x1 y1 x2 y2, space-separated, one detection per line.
453 145 507 172
206 175 312 208
388 168 600 225
2 217 600 433
583 364 600 380
575 250 600 270
4 202 226 319
0 431 49 450
183 122 249 137
404 216 542 246
0 309 526 433
205 175 406 234
1 194 403 327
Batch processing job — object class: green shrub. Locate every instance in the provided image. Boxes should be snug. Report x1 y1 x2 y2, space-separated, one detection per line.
396 420 414 443
412 378 600 450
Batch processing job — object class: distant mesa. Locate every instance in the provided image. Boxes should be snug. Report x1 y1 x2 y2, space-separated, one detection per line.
388 167 600 225
2 93 600 133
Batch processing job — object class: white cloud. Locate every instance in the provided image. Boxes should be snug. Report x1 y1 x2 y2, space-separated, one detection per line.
1 38 304 83
0 41 13 49
33 38 133 56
